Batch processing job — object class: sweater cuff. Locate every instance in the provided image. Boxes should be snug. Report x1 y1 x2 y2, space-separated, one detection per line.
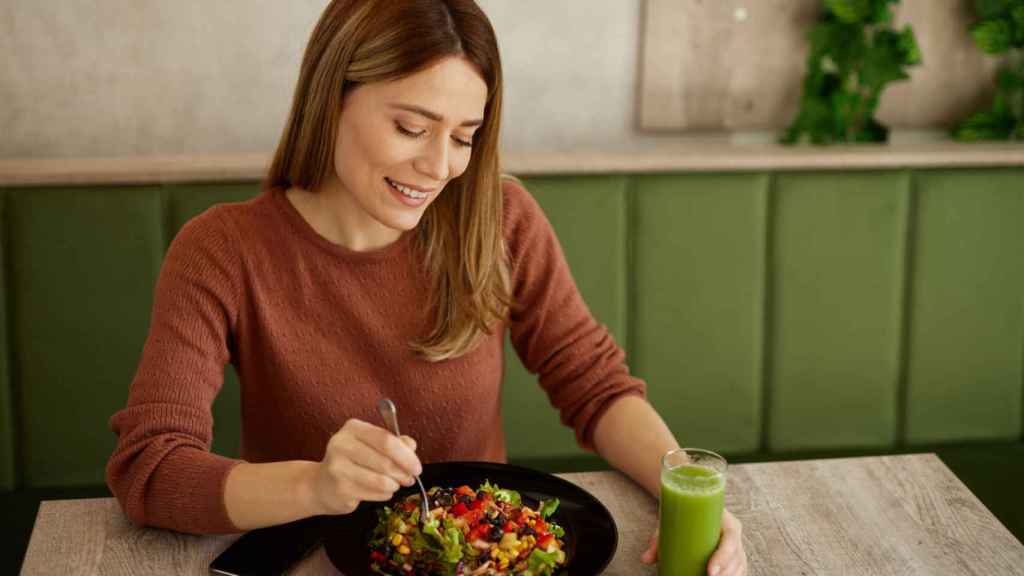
148 448 246 534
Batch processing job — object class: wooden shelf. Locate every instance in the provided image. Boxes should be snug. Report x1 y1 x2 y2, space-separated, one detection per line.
1 142 1022 187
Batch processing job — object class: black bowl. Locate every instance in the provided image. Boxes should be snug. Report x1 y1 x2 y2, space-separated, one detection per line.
324 461 618 575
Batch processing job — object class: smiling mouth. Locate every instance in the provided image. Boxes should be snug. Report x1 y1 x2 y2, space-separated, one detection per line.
385 177 429 200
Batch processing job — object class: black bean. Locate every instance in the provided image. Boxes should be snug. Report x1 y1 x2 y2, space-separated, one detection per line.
488 526 504 541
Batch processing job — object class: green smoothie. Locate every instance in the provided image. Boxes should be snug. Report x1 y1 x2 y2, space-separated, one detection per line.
657 464 725 576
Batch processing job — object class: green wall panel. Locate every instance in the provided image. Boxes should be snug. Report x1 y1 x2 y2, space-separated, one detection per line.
632 173 767 455
503 176 629 462
167 183 260 459
0 191 14 490
769 172 909 451
905 169 1024 444
10 187 164 487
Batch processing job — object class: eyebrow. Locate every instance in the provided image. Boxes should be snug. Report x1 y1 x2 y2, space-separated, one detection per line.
388 103 484 128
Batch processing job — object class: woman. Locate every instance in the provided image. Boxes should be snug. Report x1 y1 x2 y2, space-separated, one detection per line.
106 0 746 573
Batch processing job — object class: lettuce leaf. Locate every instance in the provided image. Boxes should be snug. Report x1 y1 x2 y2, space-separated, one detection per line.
527 548 559 574
478 479 522 506
422 518 464 564
539 498 559 518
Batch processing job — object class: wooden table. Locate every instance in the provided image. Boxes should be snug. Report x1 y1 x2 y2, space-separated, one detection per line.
20 454 1024 575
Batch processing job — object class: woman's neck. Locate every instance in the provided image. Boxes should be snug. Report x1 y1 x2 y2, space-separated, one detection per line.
284 184 402 252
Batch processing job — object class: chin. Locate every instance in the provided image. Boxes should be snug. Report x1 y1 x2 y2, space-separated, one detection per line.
381 210 427 232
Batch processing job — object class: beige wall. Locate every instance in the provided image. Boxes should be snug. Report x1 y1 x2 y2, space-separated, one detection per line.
1 0 648 158
0 1 998 159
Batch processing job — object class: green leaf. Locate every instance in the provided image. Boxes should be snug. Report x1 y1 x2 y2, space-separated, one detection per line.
538 498 560 519
854 117 889 142
860 31 913 89
975 0 1015 20
527 549 560 575
1013 6 1024 44
825 0 873 23
869 0 899 25
995 66 1024 92
807 22 843 56
899 26 923 65
971 19 1014 53
952 110 1015 141
493 488 521 506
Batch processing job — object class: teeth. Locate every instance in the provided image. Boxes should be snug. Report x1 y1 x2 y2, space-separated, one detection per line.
387 178 427 200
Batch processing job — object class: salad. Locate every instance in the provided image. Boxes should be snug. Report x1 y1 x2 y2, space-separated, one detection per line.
368 481 567 576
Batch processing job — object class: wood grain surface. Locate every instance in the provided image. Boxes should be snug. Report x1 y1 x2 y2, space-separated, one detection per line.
20 454 1024 575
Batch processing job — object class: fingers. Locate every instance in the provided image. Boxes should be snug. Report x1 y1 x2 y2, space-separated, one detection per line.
314 419 424 514
708 510 745 576
347 419 423 477
345 436 416 487
640 529 658 564
401 435 417 452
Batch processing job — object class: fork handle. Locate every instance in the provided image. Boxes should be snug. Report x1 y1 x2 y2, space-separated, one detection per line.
376 398 402 437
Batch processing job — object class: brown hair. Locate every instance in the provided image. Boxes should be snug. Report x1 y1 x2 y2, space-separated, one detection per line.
267 0 510 361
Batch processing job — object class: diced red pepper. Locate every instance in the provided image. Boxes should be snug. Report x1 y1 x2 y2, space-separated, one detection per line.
369 550 386 563
468 497 487 511
534 518 547 532
468 523 490 541
463 509 484 525
503 520 518 533
537 532 555 550
451 502 469 517
455 485 475 497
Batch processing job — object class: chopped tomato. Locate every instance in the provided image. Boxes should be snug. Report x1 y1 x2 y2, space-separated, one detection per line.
468 497 487 511
534 518 547 532
537 532 555 550
369 550 386 563
503 520 518 533
455 485 475 497
451 502 469 517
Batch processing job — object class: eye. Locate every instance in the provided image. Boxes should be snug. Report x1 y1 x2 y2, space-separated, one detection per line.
452 136 473 149
395 123 425 138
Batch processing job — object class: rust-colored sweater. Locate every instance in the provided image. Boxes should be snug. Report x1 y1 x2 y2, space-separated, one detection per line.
106 179 645 534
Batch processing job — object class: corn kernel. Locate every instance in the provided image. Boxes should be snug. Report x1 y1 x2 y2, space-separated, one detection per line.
398 545 411 555
490 548 500 559
390 534 403 546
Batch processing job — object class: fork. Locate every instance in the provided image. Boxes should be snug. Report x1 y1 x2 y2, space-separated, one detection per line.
376 398 431 524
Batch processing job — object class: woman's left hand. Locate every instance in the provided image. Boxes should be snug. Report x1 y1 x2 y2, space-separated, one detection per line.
641 508 747 575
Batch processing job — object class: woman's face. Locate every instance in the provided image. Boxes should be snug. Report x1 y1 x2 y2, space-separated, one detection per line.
330 56 488 240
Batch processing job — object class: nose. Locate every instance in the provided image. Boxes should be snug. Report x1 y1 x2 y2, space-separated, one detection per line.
413 134 451 182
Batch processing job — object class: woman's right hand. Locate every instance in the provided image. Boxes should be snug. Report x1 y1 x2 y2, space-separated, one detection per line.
310 418 422 515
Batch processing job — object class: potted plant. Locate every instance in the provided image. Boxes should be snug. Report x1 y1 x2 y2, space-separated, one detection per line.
951 0 1024 141
782 0 922 144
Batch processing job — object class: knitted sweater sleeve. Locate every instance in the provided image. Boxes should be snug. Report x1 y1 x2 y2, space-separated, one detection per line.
503 179 647 451
105 206 244 534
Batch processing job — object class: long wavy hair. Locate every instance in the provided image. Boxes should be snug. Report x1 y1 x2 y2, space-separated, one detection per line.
266 0 510 361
